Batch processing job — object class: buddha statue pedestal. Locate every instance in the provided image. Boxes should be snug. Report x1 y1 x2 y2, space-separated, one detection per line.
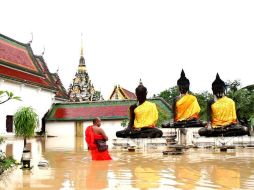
163 136 184 155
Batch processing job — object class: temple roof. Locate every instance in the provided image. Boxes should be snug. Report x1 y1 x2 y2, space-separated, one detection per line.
0 33 55 91
51 73 69 101
36 56 68 101
46 97 171 121
109 85 136 100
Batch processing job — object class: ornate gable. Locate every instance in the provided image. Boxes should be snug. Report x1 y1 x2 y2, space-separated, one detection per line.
36 56 68 101
0 33 54 90
110 85 136 100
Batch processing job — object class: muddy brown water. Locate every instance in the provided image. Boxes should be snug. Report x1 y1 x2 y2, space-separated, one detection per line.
1 137 254 190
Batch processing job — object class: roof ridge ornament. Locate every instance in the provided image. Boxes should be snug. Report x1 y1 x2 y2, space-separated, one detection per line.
28 32 33 45
41 46 45 56
139 78 143 85
81 33 83 56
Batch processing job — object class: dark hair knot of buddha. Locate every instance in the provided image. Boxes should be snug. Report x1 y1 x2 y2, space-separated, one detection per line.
212 73 226 97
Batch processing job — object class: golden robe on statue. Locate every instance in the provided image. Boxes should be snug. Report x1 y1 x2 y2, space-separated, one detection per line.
211 96 237 128
134 101 158 128
175 94 201 122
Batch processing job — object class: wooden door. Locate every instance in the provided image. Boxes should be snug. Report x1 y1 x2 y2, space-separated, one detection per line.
6 115 13 132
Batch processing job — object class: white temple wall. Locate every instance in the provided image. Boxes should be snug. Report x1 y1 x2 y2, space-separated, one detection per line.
0 79 55 134
46 120 124 139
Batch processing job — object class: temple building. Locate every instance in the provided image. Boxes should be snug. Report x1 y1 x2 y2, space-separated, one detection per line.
68 44 103 102
109 85 136 100
45 97 171 138
0 33 68 134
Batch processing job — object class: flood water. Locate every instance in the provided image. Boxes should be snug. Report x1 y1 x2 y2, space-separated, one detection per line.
1 137 254 190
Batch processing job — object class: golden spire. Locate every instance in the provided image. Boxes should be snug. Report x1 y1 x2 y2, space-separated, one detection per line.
81 33 84 56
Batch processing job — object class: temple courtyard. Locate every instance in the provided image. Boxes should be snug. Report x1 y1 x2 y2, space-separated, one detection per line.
1 135 254 190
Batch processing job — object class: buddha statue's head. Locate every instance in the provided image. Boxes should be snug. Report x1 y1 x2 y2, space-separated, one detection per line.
212 73 226 98
177 69 190 94
135 84 147 103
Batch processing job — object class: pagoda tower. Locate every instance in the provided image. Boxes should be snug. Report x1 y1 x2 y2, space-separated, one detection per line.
68 38 103 102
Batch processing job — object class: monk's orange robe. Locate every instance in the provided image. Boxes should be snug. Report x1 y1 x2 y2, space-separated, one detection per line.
211 96 237 128
175 94 201 122
85 126 112 160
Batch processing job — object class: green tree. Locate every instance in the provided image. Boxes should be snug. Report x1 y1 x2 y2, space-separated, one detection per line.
13 107 38 148
157 86 178 106
194 91 213 121
156 105 171 127
227 80 254 126
0 90 21 104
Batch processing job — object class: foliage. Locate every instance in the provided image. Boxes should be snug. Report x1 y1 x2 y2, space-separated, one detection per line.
0 151 18 175
226 80 254 126
13 107 38 146
157 105 171 128
0 90 21 104
157 80 254 126
120 119 129 128
157 86 178 106
194 91 213 121
0 137 4 145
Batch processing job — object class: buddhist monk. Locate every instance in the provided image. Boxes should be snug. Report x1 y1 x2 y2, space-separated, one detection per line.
85 117 112 160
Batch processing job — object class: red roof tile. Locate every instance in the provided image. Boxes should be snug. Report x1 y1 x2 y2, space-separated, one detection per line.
36 56 68 100
46 98 172 121
54 105 129 119
121 87 136 99
0 34 55 91
0 39 38 72
0 65 51 88
109 85 136 100
51 73 69 100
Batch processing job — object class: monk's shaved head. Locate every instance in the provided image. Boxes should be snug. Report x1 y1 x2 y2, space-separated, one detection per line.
93 117 101 124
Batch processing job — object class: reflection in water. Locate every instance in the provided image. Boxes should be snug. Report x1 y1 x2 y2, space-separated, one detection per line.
212 166 240 189
0 137 254 189
133 166 160 189
86 161 110 190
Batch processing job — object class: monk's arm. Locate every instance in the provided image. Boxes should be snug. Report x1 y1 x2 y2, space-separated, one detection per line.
98 128 109 141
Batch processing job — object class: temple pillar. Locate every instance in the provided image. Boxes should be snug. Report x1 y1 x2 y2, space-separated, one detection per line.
75 121 84 137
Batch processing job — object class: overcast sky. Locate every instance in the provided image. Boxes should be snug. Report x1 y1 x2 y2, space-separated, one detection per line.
1 0 254 98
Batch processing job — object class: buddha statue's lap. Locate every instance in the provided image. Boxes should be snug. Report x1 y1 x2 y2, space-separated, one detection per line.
173 118 206 128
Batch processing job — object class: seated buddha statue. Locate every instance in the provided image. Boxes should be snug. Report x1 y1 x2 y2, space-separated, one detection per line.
162 70 204 128
198 74 248 137
116 82 163 138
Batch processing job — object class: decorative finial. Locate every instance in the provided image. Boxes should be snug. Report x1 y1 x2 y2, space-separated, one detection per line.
139 78 143 85
28 32 33 44
41 46 45 56
81 33 83 56
56 66 59 74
